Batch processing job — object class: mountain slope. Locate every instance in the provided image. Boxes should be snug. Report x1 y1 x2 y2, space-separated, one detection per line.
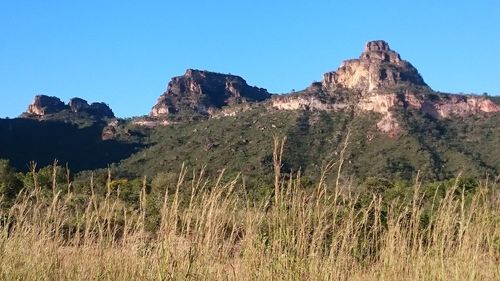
0 118 143 172
112 40 499 183
112 107 499 185
0 40 498 184
0 96 141 172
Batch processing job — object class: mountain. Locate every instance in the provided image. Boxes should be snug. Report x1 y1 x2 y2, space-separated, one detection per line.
116 40 499 183
0 40 498 185
271 40 497 137
150 69 270 118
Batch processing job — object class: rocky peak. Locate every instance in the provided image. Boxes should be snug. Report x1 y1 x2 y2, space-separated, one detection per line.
322 40 427 93
361 40 401 64
88 102 114 118
151 69 271 117
68 97 90 112
364 40 391 52
27 95 67 116
24 95 114 119
272 39 500 136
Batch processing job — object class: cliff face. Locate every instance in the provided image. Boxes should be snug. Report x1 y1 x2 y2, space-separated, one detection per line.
151 69 271 117
148 40 498 134
24 95 114 119
271 90 498 137
322 40 428 93
421 94 498 118
268 40 499 136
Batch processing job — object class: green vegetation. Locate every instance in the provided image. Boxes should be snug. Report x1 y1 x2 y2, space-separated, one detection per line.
0 160 23 201
0 143 498 280
113 107 499 187
0 38 498 279
1 95 499 188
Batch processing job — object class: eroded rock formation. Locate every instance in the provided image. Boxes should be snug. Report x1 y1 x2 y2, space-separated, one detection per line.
151 69 271 117
88 102 114 118
68 97 90 112
322 40 427 93
24 95 114 119
268 40 499 137
27 95 67 116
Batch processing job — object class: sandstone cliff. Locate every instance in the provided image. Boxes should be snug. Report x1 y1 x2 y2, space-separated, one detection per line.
151 69 271 117
148 40 498 133
322 40 427 93
269 40 499 136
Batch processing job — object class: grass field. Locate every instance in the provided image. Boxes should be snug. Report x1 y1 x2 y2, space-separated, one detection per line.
0 141 499 280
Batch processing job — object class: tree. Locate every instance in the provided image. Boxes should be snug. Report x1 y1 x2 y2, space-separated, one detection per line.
0 159 23 200
362 177 393 195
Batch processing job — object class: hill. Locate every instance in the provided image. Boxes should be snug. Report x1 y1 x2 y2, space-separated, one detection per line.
112 40 499 184
0 40 498 186
0 96 142 172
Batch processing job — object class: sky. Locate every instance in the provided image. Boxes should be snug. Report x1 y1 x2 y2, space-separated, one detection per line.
1 0 499 118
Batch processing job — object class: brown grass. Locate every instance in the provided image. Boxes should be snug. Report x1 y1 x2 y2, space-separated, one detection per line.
0 149 499 280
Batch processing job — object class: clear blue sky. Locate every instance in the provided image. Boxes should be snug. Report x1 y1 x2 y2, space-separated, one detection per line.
1 0 499 118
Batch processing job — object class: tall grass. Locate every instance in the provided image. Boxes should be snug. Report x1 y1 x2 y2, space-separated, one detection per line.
0 150 498 280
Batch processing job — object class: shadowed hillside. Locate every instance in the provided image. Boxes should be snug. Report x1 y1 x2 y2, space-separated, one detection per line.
0 118 142 172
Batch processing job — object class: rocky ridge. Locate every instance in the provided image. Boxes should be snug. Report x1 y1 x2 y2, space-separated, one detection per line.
20 41 500 138
270 40 499 136
23 95 114 119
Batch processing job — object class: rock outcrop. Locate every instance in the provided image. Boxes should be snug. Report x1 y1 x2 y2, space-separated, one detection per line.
68 97 90 112
151 69 271 117
268 40 499 137
87 102 115 118
421 94 499 118
322 40 427 93
271 94 348 112
27 95 67 116
24 95 114 119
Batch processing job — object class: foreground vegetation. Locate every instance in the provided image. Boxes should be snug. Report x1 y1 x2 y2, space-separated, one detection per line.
0 141 499 280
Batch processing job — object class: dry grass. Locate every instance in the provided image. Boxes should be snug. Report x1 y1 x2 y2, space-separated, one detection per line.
0 150 499 280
